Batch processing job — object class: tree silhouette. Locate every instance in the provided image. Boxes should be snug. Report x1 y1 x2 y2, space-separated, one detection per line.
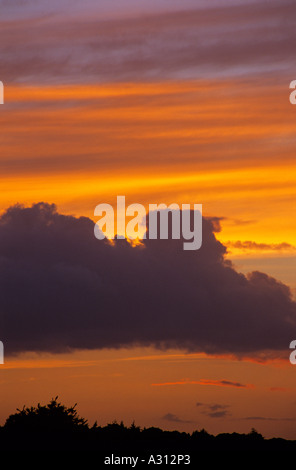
1 397 296 451
4 396 88 433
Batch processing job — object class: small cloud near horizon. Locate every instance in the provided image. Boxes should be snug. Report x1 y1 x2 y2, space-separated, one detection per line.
151 379 253 389
196 402 231 419
162 413 193 424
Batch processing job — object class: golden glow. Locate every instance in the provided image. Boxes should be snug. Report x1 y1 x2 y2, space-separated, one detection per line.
1 80 296 439
1 79 295 255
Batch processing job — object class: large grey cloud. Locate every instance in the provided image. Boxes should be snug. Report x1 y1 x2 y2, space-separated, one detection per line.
0 202 295 357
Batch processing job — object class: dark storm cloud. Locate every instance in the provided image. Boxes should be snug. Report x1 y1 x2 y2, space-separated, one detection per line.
0 0 294 84
0 202 296 357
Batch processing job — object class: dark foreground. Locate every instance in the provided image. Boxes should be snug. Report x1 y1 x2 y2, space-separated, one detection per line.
1 427 296 453
1 398 295 452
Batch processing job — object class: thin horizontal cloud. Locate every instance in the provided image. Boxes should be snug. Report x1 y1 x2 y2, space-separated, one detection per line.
196 403 229 411
206 411 231 419
162 413 193 424
196 379 253 389
151 379 252 389
225 240 296 252
152 380 202 387
2 80 295 181
0 0 295 84
242 416 296 422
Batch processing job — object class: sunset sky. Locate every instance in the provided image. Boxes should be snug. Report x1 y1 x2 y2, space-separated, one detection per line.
1 0 296 440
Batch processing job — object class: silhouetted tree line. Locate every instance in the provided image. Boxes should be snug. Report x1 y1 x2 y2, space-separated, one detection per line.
0 397 295 452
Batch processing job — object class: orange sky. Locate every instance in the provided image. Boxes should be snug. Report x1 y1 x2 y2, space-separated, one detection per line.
1 80 296 249
1 0 296 441
1 348 296 439
1 78 296 438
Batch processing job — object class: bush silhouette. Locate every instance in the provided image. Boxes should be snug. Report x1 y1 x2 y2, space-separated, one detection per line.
4 396 88 433
1 397 296 451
